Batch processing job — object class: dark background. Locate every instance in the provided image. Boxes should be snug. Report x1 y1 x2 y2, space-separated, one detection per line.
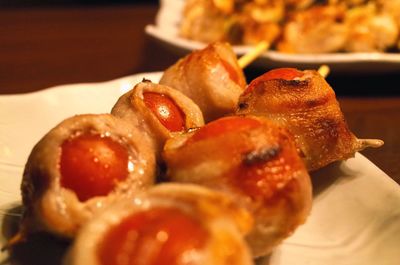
0 0 159 7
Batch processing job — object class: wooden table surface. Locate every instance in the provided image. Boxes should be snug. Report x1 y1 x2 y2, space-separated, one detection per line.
0 3 399 184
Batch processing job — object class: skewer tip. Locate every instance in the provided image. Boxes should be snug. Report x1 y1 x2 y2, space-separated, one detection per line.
1 232 25 251
318 64 330 78
357 138 384 149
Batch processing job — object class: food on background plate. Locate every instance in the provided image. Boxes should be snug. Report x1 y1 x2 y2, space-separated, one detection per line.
163 115 312 257
179 0 400 53
14 114 156 241
277 4 348 53
160 42 246 122
111 80 204 160
343 3 398 52
65 184 254 265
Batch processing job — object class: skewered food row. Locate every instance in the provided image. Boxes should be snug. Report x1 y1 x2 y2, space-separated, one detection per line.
7 42 382 264
180 0 400 53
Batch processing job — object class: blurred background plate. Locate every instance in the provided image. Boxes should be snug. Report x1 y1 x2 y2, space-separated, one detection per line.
145 0 400 73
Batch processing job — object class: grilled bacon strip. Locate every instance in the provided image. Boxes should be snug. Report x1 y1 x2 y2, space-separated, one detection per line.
163 115 312 257
18 114 156 239
237 68 383 171
160 42 246 122
66 184 254 265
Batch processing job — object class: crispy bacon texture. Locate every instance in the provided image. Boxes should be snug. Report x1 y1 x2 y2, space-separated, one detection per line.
66 184 254 265
163 116 312 257
237 68 363 171
19 114 156 239
160 42 246 122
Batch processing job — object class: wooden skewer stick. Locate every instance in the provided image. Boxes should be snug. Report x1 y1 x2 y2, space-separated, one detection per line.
318 64 330 78
357 139 384 150
238 41 270 69
238 41 332 80
1 231 25 251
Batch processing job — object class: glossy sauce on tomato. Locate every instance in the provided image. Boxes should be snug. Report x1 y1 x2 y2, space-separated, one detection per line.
143 92 186 132
257 68 304 82
97 207 208 265
244 68 304 95
188 116 261 143
60 134 129 202
233 145 300 202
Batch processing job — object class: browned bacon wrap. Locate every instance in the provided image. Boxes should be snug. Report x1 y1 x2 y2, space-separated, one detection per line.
160 42 246 122
237 68 379 171
163 115 312 257
20 114 156 238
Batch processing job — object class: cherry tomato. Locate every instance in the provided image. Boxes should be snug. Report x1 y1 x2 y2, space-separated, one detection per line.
143 92 186 132
97 207 208 265
220 59 241 85
60 134 129 202
188 116 261 143
244 68 304 95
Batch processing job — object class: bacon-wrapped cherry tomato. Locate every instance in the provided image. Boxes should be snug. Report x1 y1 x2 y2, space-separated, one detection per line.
163 116 312 257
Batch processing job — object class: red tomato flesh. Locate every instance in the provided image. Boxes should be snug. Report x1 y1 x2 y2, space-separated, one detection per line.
143 92 186 132
60 134 129 202
98 207 208 265
244 68 304 95
257 68 304 82
188 116 261 143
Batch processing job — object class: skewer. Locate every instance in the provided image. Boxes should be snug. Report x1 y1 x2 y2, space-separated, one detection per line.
238 41 332 80
317 64 330 78
238 41 270 69
1 231 24 251
357 139 384 149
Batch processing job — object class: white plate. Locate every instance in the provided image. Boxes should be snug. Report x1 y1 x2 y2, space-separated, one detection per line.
145 0 400 73
1 73 400 265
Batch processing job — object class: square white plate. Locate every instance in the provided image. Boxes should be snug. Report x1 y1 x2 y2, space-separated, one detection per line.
0 72 399 265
